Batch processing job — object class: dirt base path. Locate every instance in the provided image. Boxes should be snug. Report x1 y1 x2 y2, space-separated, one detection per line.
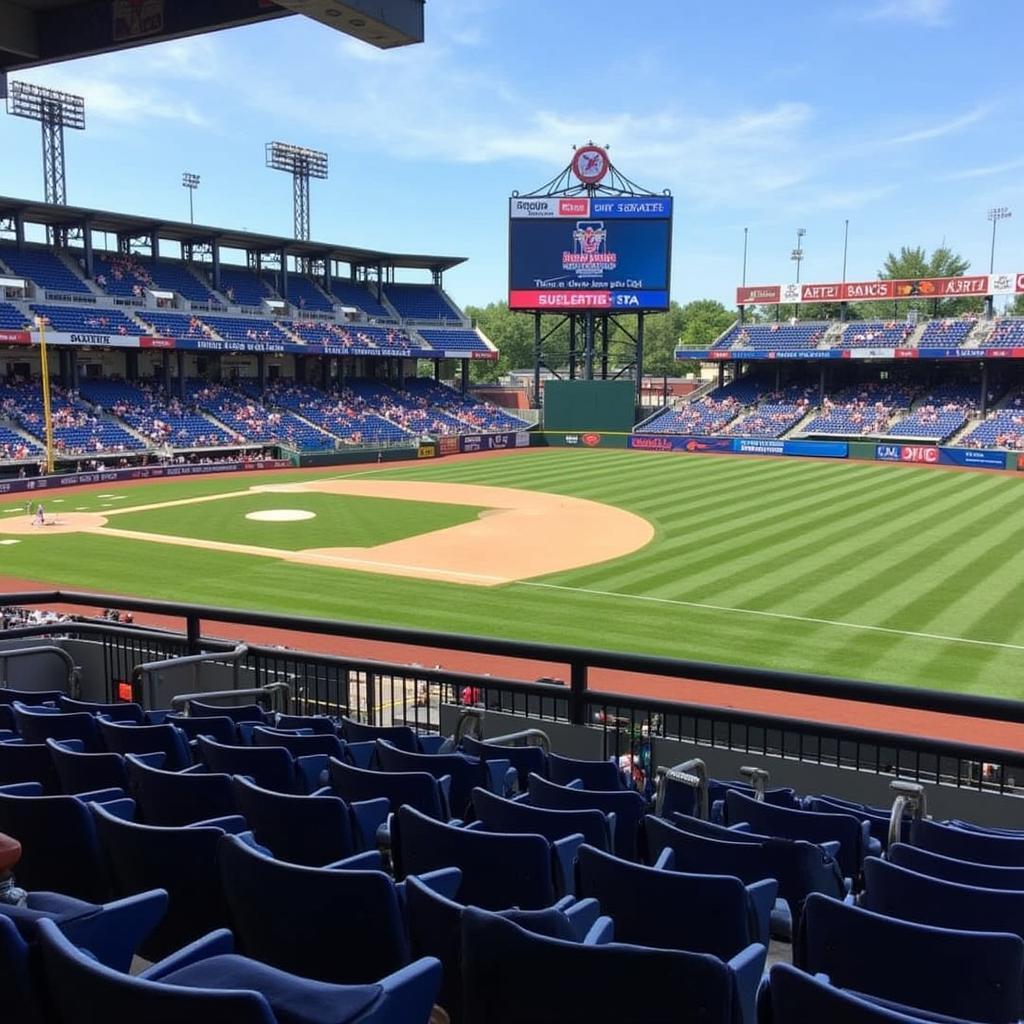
0 479 653 587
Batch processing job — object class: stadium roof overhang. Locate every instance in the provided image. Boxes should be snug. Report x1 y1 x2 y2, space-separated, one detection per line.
0 0 424 74
0 196 466 273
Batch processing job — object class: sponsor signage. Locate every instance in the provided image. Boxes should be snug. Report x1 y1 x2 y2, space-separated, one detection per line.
677 347 1024 362
0 459 291 497
0 330 30 345
509 194 672 312
626 435 846 458
737 274 1013 306
437 436 460 456
875 444 939 464
458 431 530 453
417 444 435 459
938 448 1007 470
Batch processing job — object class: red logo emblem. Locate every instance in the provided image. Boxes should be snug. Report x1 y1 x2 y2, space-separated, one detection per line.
581 433 601 447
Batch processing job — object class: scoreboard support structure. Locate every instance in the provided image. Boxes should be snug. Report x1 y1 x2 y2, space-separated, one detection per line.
509 145 671 418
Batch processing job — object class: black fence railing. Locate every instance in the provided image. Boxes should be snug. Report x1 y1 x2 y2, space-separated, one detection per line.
1 590 1022 797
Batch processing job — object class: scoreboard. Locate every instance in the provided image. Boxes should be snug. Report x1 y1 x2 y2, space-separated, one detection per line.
508 194 672 311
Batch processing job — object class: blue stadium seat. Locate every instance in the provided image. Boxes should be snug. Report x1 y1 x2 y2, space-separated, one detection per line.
228 775 385 867
889 841 1024 889
471 786 613 853
217 833 412 985
124 754 236 827
796 893 1024 1023
36 915 442 1024
327 757 450 821
461 906 744 1024
910 817 1024 866
90 801 247 959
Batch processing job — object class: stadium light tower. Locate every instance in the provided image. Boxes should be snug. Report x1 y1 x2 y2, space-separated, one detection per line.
265 141 328 241
790 227 806 283
182 172 200 224
988 206 1011 274
6 81 85 207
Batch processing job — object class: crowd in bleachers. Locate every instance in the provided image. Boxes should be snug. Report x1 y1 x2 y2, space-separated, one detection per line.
286 320 412 351
801 382 915 436
719 322 825 350
0 382 144 454
78 379 233 448
839 321 915 348
0 682 1020 1024
964 393 1024 449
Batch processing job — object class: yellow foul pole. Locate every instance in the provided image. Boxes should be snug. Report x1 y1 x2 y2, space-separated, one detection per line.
36 317 54 475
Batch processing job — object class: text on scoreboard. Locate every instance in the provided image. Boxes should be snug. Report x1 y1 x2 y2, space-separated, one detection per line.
508 195 672 311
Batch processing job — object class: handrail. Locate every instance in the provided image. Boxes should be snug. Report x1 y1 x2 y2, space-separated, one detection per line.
3 589 1023 728
132 643 249 708
169 682 292 715
889 780 928 848
654 758 708 819
482 729 552 754
739 765 771 800
0 644 78 696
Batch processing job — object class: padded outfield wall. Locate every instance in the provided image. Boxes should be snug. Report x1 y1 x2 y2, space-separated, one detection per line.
542 380 638 433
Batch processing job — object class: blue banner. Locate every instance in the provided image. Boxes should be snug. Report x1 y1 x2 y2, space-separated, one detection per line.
938 448 1007 469
588 197 673 219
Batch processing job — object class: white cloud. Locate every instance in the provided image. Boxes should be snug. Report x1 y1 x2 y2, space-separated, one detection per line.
940 157 1024 181
887 105 989 145
860 0 953 25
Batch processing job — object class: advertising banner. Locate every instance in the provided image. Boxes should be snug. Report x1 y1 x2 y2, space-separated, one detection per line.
459 432 531 453
737 273 1010 306
627 435 846 458
0 459 292 497
937 448 1008 470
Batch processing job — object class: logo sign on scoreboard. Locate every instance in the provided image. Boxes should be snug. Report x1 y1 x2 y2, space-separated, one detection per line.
509 194 672 311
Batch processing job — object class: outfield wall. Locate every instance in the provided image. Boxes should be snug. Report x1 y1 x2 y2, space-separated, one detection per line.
0 459 293 497
530 430 1019 470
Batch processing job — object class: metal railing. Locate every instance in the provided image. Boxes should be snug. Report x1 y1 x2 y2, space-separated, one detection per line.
2 590 1023 797
0 644 78 695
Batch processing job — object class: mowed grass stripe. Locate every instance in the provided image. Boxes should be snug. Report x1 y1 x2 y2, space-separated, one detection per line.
3 449 1024 694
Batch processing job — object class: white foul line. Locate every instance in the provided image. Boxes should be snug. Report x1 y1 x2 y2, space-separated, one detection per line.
516 581 1024 654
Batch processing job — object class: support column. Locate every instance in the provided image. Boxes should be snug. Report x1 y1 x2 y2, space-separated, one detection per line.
151 231 160 260
13 212 25 247
819 364 826 406
321 356 329 389
279 250 289 299
125 350 137 382
569 316 577 380
634 313 645 415
980 361 989 416
257 353 266 394
296 355 305 385
70 350 79 391
533 313 542 408
583 311 594 380
211 242 222 293
57 350 68 388
177 351 185 400
82 217 94 278
162 352 170 396
461 359 469 395
717 363 725 389
738 304 745 324
433 360 441 382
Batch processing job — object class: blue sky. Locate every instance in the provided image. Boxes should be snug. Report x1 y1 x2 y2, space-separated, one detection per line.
2 0 1022 309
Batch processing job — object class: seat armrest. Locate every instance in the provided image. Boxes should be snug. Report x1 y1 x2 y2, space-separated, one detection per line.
581 916 614 945
480 757 513 794
418 735 448 755
375 957 443 1024
403 867 462 901
179 762 208 775
728 943 768 1024
437 774 453 819
295 753 329 794
345 741 376 769
53 738 86 752
187 814 248 834
821 840 841 859
325 850 383 871
131 751 167 770
80 787 127 803
93 797 135 821
551 833 585 897
563 896 602 939
651 847 674 871
0 782 42 796
350 796 391 851
745 878 778 948
59 889 168 972
140 929 236 981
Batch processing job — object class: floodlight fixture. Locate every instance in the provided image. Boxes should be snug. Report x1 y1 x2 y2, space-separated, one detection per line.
6 80 86 206
265 141 329 241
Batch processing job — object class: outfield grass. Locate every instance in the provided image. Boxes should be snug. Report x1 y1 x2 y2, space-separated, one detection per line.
2 450 1023 697
105 492 485 551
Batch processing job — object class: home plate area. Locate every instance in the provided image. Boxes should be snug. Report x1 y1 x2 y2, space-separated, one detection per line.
0 480 653 587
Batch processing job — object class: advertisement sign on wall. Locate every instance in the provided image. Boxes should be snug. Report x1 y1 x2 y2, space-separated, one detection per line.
627 435 847 458
875 444 1006 470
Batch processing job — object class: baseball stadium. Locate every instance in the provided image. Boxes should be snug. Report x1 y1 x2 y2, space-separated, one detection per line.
0 3 1022 1023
